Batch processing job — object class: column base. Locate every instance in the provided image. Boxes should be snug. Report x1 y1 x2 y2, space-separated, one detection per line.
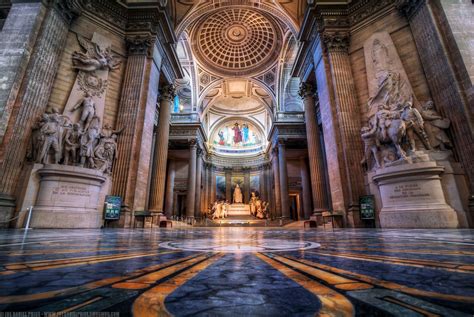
0 194 16 228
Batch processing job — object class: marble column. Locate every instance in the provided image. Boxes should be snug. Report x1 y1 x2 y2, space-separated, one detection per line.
164 159 176 218
299 83 329 213
0 2 80 225
185 140 197 219
225 169 232 202
210 166 216 204
321 31 364 227
202 162 209 213
272 148 282 218
244 171 250 203
194 149 203 218
278 141 290 219
260 168 267 200
397 0 474 200
300 157 313 220
148 85 175 214
113 37 156 224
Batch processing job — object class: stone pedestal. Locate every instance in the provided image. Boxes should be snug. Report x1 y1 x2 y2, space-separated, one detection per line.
374 161 459 228
31 164 106 228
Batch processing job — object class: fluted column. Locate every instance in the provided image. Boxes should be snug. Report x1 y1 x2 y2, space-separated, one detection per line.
185 140 197 219
278 141 290 219
202 162 209 213
272 148 282 217
299 83 329 213
194 149 203 218
322 31 364 226
113 36 154 218
0 2 80 225
210 166 216 203
300 157 313 220
244 171 250 203
225 169 232 202
164 159 176 218
148 85 175 214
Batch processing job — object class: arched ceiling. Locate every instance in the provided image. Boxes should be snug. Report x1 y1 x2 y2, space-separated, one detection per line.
192 8 282 77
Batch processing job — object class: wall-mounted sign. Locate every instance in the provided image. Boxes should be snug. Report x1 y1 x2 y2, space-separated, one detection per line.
104 195 121 220
360 195 375 220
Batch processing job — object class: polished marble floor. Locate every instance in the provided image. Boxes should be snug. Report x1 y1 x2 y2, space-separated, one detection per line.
0 228 473 316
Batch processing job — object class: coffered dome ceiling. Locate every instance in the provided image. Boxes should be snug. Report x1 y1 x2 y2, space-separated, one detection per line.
192 8 282 76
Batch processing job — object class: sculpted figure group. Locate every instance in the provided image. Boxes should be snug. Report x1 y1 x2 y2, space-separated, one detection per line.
29 102 121 175
249 192 269 219
360 71 452 171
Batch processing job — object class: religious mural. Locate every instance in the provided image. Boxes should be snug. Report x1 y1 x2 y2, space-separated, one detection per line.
211 120 263 155
216 175 226 200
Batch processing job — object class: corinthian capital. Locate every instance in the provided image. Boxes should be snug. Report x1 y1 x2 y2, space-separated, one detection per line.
396 0 426 20
53 0 82 24
126 36 153 56
298 82 316 100
159 84 176 102
322 32 350 53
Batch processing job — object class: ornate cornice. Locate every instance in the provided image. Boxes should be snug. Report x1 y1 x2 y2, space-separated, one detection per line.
52 0 82 24
298 82 316 100
396 0 426 20
126 35 153 56
158 84 176 102
322 31 350 53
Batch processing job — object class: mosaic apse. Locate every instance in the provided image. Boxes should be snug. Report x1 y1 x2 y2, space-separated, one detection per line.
211 120 264 155
0 228 473 316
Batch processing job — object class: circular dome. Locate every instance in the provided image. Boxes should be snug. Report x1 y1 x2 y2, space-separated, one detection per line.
193 8 281 76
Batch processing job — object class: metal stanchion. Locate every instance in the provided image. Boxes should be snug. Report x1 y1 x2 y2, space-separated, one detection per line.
24 206 33 230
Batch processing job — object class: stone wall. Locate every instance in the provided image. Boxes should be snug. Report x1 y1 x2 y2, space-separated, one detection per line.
440 0 474 85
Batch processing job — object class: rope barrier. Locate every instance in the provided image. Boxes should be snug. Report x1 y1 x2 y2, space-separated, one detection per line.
0 214 22 223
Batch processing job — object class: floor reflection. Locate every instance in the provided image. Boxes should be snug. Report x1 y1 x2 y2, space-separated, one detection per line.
0 228 473 316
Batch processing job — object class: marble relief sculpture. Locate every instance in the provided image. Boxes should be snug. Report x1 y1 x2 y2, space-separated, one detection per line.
361 34 453 171
72 35 120 72
72 92 96 131
27 34 122 175
421 101 452 151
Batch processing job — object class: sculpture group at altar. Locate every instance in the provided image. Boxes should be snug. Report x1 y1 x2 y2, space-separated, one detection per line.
206 184 269 220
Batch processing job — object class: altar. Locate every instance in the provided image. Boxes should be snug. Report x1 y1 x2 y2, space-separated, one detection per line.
227 204 251 216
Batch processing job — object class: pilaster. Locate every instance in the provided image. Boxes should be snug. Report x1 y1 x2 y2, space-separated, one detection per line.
0 2 79 225
112 36 155 221
185 139 197 220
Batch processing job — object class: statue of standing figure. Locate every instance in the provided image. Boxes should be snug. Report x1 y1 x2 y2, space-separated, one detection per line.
421 100 452 151
73 92 96 131
400 101 432 152
38 113 61 164
63 123 82 165
233 184 243 204
79 116 100 168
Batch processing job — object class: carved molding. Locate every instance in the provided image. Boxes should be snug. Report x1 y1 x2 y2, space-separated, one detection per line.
159 84 176 102
298 82 316 100
126 36 153 56
53 0 82 24
396 0 426 20
322 31 350 53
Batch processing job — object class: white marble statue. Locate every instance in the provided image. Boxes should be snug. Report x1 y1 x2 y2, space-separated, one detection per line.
233 184 243 204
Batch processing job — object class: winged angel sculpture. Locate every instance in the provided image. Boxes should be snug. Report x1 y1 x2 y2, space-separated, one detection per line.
72 35 120 72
